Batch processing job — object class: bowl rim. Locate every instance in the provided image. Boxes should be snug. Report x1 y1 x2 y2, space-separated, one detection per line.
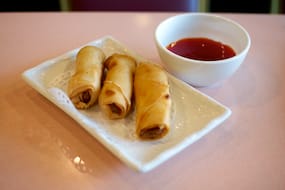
155 12 251 65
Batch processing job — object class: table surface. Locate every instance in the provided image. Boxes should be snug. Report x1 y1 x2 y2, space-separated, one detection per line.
1 12 285 190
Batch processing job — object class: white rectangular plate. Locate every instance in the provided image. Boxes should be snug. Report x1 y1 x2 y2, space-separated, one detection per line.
22 36 231 172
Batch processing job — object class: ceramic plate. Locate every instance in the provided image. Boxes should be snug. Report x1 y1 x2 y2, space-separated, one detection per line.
22 36 231 172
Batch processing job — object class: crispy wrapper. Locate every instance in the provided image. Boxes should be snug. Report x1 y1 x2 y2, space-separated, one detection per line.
99 54 136 119
68 46 105 109
134 62 171 140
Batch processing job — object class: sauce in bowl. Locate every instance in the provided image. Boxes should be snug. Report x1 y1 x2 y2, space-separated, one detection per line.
167 37 236 61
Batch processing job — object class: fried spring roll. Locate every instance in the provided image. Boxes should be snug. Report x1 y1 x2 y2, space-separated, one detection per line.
99 54 136 119
134 62 171 140
67 46 105 109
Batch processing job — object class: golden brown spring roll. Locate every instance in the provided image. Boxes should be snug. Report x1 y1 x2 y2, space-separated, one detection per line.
67 46 105 109
99 54 136 119
134 62 171 140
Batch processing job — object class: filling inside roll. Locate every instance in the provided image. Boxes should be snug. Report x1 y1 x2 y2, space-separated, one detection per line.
79 90 91 104
139 125 168 139
108 103 123 115
69 86 95 108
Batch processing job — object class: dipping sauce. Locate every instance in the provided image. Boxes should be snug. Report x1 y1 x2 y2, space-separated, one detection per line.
167 37 236 61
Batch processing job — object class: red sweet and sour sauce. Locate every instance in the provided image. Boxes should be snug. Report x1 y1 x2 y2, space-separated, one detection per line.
167 37 236 61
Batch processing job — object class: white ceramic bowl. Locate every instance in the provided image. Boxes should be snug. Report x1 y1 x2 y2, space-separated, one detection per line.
155 13 251 87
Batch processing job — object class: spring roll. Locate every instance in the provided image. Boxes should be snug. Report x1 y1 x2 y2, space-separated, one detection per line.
99 54 136 119
67 46 105 109
134 62 171 140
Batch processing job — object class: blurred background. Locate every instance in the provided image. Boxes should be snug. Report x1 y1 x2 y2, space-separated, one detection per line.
0 0 284 13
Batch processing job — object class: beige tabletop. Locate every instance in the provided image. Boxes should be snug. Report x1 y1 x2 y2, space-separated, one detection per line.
1 12 285 190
